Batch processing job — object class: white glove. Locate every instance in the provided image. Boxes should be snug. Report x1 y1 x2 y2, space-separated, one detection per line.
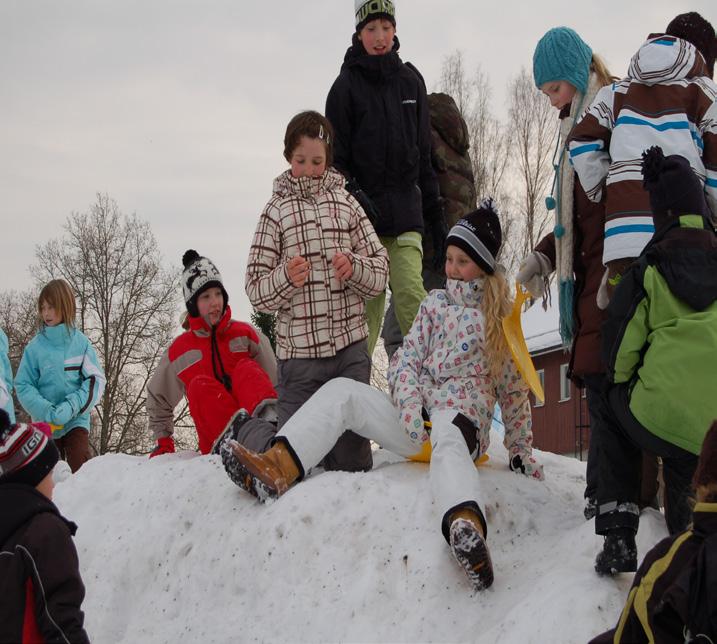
516 251 552 298
596 266 610 310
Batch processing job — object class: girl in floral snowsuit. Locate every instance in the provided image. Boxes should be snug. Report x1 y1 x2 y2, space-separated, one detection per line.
228 199 543 592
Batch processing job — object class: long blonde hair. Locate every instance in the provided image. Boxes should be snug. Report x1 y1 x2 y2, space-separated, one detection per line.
590 53 618 87
481 271 512 379
38 279 76 329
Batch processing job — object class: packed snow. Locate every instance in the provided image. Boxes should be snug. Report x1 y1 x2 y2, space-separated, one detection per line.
53 429 668 644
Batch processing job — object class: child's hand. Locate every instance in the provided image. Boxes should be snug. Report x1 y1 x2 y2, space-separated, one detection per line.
332 252 353 281
50 401 74 426
509 453 545 481
287 256 310 288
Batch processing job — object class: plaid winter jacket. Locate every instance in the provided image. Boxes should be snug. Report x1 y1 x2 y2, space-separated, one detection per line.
246 168 388 360
568 36 717 264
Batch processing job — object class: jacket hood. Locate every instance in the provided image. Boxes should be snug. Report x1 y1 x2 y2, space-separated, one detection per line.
628 35 708 84
0 484 73 545
649 216 717 311
341 33 402 81
445 278 485 309
272 168 346 199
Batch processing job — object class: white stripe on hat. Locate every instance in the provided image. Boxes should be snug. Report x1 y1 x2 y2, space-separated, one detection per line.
447 225 496 271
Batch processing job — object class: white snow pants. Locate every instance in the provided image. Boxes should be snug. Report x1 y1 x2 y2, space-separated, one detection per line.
277 377 482 518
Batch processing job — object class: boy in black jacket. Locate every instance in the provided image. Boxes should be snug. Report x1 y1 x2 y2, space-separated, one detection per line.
0 409 90 644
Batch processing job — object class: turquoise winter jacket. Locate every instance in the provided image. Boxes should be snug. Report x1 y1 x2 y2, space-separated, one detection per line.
0 328 14 423
15 325 105 438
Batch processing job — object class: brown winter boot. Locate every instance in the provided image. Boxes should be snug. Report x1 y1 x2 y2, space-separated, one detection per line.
231 441 300 499
449 508 494 591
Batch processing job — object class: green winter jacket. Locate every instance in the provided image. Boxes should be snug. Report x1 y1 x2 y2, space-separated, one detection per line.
602 214 717 455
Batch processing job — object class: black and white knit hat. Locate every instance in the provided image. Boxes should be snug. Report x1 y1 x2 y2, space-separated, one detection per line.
181 249 229 318
445 198 502 275
0 409 59 487
355 0 396 31
641 146 710 224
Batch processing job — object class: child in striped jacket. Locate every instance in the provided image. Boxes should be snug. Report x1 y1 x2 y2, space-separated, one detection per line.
568 12 717 301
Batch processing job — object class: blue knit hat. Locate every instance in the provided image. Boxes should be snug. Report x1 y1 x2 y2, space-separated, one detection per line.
533 27 593 95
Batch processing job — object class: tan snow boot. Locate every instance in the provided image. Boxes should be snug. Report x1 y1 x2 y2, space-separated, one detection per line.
231 441 300 499
449 508 494 591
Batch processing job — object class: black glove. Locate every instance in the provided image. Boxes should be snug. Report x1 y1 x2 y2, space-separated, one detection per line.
346 178 381 226
427 202 448 271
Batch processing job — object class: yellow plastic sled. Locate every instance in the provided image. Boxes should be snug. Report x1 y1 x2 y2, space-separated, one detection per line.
502 282 545 404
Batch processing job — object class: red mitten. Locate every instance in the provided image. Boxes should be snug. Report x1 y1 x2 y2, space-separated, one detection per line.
150 436 175 458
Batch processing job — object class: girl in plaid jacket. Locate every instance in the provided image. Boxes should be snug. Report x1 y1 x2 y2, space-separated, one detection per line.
245 111 388 473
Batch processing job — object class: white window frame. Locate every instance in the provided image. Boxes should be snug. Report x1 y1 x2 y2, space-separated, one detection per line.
559 363 571 402
533 369 545 407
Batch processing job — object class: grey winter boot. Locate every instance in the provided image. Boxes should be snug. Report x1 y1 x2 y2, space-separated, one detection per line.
449 509 494 591
594 527 638 575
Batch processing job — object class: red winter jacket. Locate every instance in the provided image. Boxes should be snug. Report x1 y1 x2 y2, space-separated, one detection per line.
146 306 277 452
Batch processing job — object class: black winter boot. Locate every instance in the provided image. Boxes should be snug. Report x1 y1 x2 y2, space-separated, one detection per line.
595 527 638 576
211 409 250 455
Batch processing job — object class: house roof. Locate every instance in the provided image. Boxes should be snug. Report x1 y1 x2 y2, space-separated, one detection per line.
520 283 562 354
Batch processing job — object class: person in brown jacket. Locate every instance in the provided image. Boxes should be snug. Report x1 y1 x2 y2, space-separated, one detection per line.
0 409 90 643
520 27 658 520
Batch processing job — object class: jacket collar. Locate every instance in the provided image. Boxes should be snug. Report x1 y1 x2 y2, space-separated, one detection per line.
40 323 75 347
273 168 345 199
0 484 76 545
692 502 717 537
188 305 233 336
342 33 402 81
445 278 485 308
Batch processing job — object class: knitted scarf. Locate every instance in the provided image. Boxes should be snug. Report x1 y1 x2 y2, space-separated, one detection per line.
554 72 602 347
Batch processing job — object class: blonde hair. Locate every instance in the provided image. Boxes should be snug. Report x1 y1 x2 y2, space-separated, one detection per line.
590 53 618 87
38 279 76 328
481 271 512 380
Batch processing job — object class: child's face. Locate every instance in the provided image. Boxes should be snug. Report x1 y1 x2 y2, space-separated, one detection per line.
358 18 396 56
445 245 485 282
40 300 61 327
290 136 327 178
540 80 577 110
196 287 224 326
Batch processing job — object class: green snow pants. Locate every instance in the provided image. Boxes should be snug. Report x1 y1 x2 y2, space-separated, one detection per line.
366 232 426 356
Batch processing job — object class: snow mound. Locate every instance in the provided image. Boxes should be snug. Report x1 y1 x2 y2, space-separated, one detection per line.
54 433 668 643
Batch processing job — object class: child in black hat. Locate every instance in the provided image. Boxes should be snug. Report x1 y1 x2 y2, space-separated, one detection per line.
0 409 90 643
229 198 544 593
594 146 717 575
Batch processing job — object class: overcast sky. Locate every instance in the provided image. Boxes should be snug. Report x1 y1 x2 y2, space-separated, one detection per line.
1 0 711 320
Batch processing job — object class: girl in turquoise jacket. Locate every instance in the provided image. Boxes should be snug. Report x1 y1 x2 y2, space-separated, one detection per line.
16 279 105 472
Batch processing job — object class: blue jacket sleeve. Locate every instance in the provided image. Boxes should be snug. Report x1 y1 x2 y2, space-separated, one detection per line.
15 341 54 422
64 337 106 417
0 328 15 423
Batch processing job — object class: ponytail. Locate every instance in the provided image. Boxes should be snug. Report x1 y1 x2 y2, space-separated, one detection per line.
481 271 512 379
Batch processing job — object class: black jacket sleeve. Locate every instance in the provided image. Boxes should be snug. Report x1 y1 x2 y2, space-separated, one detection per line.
411 68 441 220
326 74 353 180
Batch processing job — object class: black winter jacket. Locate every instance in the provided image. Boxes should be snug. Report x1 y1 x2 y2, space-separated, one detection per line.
0 484 90 644
325 35 441 237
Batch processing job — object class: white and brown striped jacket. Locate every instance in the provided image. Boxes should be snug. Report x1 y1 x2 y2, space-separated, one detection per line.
246 168 388 360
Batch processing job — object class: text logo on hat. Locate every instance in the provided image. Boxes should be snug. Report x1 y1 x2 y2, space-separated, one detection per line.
356 0 395 24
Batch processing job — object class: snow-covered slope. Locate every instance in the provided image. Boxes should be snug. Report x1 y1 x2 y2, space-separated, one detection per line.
54 434 668 644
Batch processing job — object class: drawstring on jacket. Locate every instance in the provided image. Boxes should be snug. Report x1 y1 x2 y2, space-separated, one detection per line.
210 324 232 393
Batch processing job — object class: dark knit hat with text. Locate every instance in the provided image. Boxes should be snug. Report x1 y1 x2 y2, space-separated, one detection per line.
693 420 717 490
355 0 396 31
641 146 710 224
181 250 229 318
666 12 716 77
0 410 59 487
445 198 502 275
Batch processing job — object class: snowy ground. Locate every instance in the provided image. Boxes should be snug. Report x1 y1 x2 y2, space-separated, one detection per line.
53 434 668 644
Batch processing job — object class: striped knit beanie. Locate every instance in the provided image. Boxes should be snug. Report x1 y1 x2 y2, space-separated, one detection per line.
0 409 59 487
533 27 593 94
355 0 395 31
445 198 502 275
666 12 716 77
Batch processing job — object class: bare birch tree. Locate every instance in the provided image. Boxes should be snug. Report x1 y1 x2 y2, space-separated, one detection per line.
505 68 559 273
30 193 191 455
